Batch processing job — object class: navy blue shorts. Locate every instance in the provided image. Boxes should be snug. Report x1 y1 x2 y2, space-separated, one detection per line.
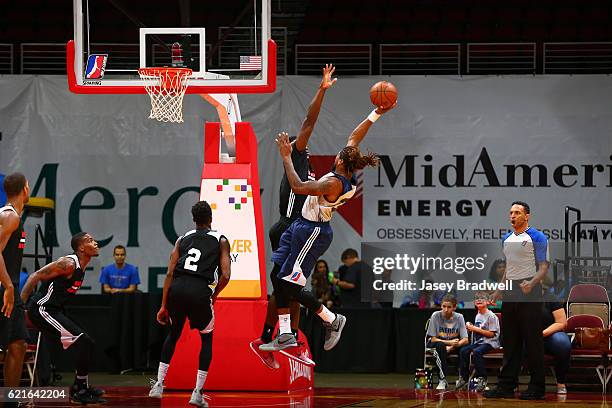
271 217 332 287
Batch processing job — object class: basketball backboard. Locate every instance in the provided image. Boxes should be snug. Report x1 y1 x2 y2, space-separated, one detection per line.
68 0 275 94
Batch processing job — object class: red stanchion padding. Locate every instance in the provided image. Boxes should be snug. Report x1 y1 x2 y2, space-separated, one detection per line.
163 299 314 391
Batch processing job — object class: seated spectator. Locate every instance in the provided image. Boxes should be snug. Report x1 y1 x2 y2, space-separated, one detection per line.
488 258 506 283
371 269 394 308
456 292 500 392
100 245 140 294
541 290 570 394
426 294 469 390
19 267 29 292
334 248 371 308
488 259 506 309
311 259 336 308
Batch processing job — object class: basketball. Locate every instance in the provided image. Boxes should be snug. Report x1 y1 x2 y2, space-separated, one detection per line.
369 81 397 109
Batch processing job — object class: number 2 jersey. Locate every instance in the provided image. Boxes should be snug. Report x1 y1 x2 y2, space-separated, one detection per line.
174 228 226 287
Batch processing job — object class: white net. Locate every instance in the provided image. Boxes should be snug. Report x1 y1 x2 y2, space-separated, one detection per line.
138 68 192 123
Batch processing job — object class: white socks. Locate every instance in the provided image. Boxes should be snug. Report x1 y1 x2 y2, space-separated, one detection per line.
317 305 336 323
195 370 207 391
157 362 169 384
279 313 292 334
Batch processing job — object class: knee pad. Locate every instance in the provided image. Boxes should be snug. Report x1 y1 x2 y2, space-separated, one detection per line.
295 289 320 313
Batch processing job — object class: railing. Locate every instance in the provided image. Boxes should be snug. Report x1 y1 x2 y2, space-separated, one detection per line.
467 43 536 74
544 42 612 74
379 44 460 75
0 44 13 74
295 44 372 75
217 27 287 74
13 42 612 76
21 43 65 74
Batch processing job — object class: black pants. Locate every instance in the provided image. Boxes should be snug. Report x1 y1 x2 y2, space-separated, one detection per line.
427 340 462 380
497 282 545 393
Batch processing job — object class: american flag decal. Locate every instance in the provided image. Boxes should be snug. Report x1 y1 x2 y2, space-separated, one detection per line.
239 55 262 70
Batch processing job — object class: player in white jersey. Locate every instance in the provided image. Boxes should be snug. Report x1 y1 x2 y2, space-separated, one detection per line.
259 101 395 355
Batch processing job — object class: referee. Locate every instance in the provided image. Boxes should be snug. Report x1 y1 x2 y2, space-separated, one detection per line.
484 201 549 400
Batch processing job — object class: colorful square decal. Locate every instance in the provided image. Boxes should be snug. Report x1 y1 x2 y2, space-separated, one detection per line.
234 185 241 191
241 197 247 204
235 204 241 210
217 185 223 191
247 191 252 198
241 185 247 191
229 197 235 204
223 179 229 185
211 203 217 209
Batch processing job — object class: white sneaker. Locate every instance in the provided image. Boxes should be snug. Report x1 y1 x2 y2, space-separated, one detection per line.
436 379 448 390
148 379 163 398
189 388 208 407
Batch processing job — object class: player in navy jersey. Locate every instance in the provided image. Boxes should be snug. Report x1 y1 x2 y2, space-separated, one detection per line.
149 201 231 408
21 232 105 404
250 64 336 368
259 99 396 355
0 172 30 388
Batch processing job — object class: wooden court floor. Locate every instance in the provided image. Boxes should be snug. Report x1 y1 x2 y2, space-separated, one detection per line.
12 373 610 407
11 387 612 407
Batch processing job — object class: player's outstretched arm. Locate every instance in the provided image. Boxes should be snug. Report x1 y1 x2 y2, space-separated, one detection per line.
346 102 397 148
212 237 231 303
294 64 337 152
276 132 341 196
20 256 76 303
157 238 180 325
0 211 19 317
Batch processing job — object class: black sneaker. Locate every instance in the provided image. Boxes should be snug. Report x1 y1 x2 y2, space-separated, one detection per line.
72 384 105 398
72 388 107 404
519 390 545 400
483 388 515 398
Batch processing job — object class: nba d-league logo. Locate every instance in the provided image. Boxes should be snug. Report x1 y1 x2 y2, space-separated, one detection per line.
0 173 6 206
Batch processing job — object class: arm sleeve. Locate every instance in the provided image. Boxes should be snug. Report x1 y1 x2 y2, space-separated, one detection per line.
530 230 549 264
345 267 359 288
501 232 511 255
458 314 468 339
99 267 109 285
130 265 141 285
488 313 500 334
426 312 439 337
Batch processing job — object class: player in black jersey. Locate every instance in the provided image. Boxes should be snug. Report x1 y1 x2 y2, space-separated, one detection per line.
0 173 30 388
250 64 337 369
149 201 231 408
21 232 105 404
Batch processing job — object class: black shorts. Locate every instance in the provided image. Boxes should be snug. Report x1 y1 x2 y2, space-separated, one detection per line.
168 276 214 333
0 287 28 349
27 302 85 350
269 217 293 253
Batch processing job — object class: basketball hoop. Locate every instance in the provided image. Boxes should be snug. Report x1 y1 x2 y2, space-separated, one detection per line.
138 67 192 123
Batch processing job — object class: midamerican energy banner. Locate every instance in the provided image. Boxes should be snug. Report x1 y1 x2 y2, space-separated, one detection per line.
1 75 610 293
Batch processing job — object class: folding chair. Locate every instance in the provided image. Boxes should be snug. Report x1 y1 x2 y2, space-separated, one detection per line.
24 311 41 387
566 314 610 393
567 284 610 327
423 319 434 370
